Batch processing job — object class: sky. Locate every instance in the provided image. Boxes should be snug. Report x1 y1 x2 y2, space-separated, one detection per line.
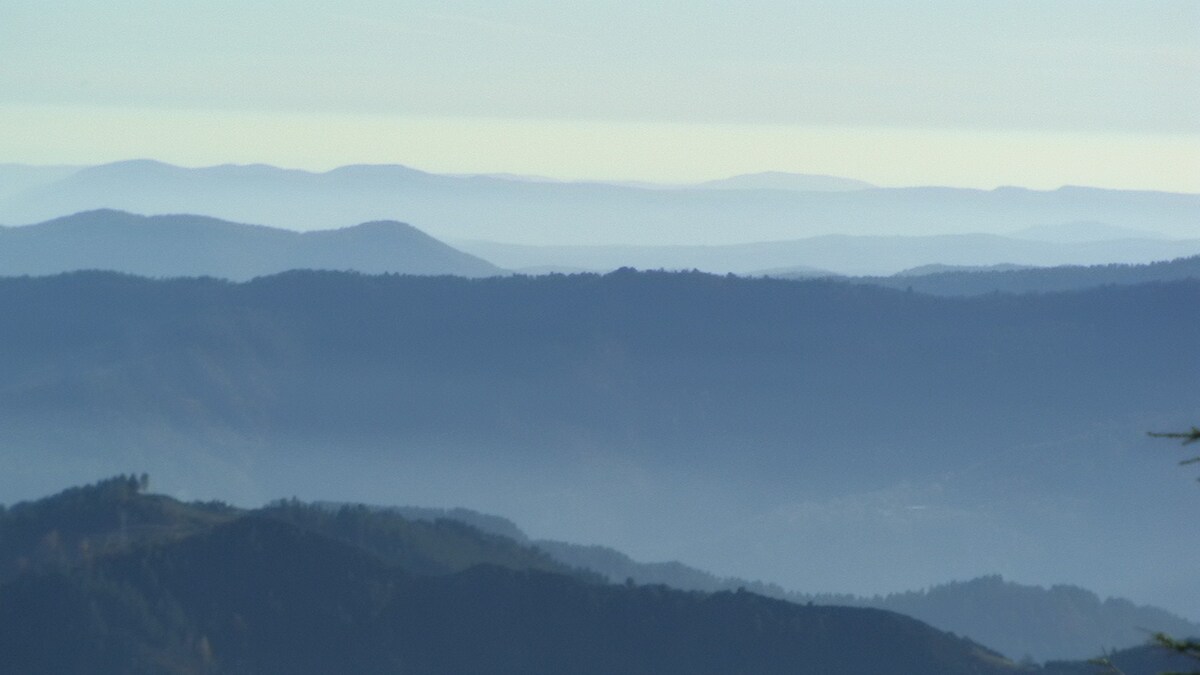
1 1 1198 190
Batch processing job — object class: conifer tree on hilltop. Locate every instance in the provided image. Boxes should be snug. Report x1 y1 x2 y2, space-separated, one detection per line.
1143 427 1200 674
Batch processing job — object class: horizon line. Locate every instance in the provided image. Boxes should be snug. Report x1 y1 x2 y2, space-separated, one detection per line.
8 157 1199 196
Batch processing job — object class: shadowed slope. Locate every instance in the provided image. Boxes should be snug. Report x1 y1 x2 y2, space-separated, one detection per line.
0 479 1023 675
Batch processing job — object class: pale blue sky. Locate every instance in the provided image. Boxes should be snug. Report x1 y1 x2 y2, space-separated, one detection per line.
2 1 1198 189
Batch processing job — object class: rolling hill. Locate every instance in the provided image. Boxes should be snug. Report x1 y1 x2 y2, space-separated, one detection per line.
844 255 1200 296
0 209 502 279
8 208 1198 285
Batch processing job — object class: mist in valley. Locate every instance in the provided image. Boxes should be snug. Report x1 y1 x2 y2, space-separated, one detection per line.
1 2 1197 673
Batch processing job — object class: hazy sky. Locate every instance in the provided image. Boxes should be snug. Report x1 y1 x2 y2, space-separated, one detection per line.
2 1 1198 190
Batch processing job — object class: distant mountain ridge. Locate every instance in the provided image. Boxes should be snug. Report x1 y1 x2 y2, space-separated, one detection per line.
540 542 1200 662
387 502 1200 662
461 233 1200 277
894 263 1035 277
2 159 1195 244
0 209 502 279
0 164 82 202
849 255 1200 296
9 208 1198 282
1011 221 1166 243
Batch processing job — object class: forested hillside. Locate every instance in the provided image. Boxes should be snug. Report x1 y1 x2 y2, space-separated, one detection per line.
0 478 1025 675
535 540 1199 662
0 270 1196 615
2 269 1194 461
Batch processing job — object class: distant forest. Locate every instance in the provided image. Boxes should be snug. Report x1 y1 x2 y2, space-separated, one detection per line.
848 255 1200 296
1 269 1195 472
1 269 1197 628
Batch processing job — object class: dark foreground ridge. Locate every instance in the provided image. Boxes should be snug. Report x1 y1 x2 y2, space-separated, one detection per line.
0 477 1028 675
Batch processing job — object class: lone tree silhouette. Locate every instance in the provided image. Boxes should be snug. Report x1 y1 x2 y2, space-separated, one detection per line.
1148 427 1200 481
1145 426 1200 674
1147 426 1200 446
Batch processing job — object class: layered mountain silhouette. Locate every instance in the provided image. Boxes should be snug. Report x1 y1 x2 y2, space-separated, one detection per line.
2 160 1196 245
460 234 1200 276
390 505 1200 662
1010 221 1167 243
1042 643 1200 675
0 163 81 202
0 477 1028 675
6 476 1193 674
9 209 1199 292
841 255 1200 296
0 270 1196 618
535 542 1200 663
0 209 502 279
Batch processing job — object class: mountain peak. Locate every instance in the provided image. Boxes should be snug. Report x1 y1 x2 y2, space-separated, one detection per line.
73 159 181 178
1 210 503 279
345 219 421 232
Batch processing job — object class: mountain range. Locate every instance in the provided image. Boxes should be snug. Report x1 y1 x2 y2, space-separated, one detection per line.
2 160 1196 245
0 163 81 201
0 476 1030 675
2 168 1196 664
7 209 1200 282
5 476 1194 674
537 546 1200 664
458 234 1200 276
0 269 1196 618
1009 221 1168 243
387 504 1200 662
837 255 1200 296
